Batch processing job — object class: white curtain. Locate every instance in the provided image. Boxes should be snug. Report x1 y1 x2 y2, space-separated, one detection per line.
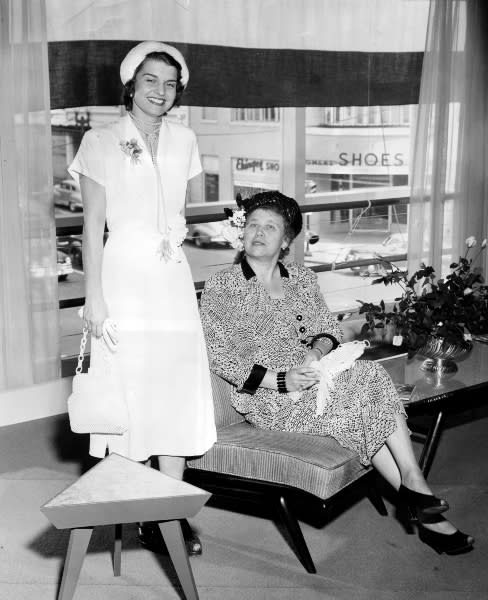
408 0 488 277
0 0 60 391
45 0 428 51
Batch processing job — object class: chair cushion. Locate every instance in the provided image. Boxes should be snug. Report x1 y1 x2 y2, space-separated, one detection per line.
187 421 368 501
210 372 245 428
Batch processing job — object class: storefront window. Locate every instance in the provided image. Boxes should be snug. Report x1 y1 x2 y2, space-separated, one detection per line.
304 103 414 312
231 157 280 198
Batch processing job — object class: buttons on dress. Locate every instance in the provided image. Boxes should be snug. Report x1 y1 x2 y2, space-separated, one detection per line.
299 326 306 333
296 315 303 321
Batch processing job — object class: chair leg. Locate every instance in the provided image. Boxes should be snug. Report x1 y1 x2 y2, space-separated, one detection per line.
58 527 93 600
276 495 316 574
366 475 388 516
113 523 122 576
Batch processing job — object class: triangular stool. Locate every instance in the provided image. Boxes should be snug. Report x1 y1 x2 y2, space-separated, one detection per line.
41 453 211 600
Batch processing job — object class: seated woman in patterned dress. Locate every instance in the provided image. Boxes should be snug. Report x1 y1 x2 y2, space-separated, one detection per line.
199 190 473 556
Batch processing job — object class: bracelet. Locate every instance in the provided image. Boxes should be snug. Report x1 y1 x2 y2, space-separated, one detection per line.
313 338 333 357
310 345 324 359
277 371 288 393
309 333 339 351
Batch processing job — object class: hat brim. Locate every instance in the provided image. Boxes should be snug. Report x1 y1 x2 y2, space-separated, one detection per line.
120 41 189 87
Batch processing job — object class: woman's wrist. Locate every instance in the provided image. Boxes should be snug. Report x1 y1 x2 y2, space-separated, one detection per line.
308 348 323 361
312 337 334 357
310 333 339 352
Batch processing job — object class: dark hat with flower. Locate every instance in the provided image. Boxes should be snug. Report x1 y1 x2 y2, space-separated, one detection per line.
234 190 303 239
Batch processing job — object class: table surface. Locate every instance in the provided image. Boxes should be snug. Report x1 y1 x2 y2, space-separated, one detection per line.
377 341 488 408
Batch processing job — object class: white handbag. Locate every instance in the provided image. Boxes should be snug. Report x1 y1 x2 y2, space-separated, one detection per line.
67 327 129 435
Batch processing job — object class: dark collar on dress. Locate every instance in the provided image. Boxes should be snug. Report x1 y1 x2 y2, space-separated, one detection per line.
241 256 289 280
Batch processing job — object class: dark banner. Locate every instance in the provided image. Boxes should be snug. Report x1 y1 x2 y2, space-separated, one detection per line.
48 40 423 109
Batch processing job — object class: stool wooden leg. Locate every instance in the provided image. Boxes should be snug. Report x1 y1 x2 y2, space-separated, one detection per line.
58 527 93 600
113 523 122 576
158 520 199 600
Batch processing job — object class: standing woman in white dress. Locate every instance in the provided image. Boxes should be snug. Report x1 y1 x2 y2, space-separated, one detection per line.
68 41 217 554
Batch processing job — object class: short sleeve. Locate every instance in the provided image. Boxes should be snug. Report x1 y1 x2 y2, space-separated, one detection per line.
68 129 106 187
187 131 202 180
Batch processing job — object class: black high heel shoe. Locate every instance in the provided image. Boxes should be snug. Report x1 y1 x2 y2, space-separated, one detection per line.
138 520 202 556
398 484 449 521
417 516 474 555
137 521 165 553
180 518 203 556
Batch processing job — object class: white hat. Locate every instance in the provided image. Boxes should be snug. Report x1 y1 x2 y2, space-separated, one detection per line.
120 41 189 87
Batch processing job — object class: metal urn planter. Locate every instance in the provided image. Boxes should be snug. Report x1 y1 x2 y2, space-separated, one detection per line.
417 336 473 374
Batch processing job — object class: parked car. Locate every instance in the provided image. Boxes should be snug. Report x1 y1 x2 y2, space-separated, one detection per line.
57 232 110 270
186 222 229 248
53 178 83 212
305 229 320 245
305 179 318 194
30 248 73 281
57 249 73 281
379 232 408 255
344 232 408 276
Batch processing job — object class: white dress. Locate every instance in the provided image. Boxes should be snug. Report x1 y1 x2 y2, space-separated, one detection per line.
69 115 216 461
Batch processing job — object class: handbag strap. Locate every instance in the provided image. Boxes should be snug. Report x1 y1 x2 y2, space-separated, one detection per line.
75 327 89 374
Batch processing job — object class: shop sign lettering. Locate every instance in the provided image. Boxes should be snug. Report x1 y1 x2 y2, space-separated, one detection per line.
235 158 280 172
306 159 336 166
338 152 404 167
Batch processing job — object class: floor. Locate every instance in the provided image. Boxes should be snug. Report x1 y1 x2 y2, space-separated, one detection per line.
0 405 487 600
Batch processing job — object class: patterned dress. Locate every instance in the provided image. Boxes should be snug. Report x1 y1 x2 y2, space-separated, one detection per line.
200 258 406 465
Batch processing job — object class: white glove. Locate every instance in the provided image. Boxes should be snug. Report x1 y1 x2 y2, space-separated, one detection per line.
77 308 118 352
311 340 370 416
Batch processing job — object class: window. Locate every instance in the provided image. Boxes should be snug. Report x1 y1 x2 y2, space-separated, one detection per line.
356 107 365 125
201 155 219 203
401 105 410 124
204 174 219 202
367 106 378 125
311 105 417 128
54 102 416 362
201 107 218 121
304 103 414 309
230 107 280 123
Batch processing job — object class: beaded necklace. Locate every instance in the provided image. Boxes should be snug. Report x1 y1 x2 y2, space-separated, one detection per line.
129 112 168 248
129 112 162 165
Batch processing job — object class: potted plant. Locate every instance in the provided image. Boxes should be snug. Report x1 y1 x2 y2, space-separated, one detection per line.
358 236 488 372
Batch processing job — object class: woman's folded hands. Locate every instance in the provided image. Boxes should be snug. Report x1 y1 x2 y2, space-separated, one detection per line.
285 365 321 392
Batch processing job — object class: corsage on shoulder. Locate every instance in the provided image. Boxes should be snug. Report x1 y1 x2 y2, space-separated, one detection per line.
221 197 246 250
120 138 143 164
